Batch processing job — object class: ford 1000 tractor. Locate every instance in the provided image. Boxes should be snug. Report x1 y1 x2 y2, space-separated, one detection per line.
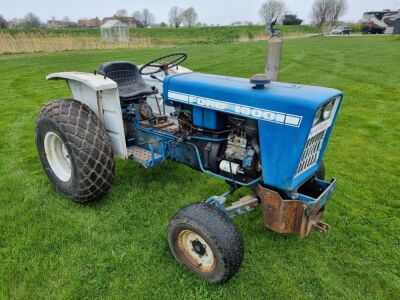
36 39 342 284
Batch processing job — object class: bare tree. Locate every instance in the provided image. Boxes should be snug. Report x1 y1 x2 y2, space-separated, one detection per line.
23 12 41 29
310 0 347 27
329 0 347 25
142 8 155 27
182 7 198 27
259 0 286 25
132 10 143 24
169 6 183 28
115 9 128 17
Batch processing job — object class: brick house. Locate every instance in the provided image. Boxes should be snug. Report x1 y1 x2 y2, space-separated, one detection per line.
47 20 77 29
77 17 101 28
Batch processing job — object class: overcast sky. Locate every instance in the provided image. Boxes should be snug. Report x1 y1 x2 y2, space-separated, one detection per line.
1 0 399 24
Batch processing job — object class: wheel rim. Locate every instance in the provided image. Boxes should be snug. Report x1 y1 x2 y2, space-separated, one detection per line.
177 229 216 272
44 131 72 182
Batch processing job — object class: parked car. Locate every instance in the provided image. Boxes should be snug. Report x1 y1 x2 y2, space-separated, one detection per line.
331 26 351 35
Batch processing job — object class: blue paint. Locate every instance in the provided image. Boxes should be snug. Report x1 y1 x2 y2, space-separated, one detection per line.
193 106 225 130
164 72 343 192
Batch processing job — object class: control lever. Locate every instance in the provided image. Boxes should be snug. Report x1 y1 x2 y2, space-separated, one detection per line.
150 74 163 82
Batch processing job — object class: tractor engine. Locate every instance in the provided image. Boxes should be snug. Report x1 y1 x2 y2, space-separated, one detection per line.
174 104 261 183
218 117 260 179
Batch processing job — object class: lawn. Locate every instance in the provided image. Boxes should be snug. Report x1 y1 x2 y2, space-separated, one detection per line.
0 36 399 299
0 25 320 54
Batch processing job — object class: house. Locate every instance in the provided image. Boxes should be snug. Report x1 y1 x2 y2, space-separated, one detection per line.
78 17 101 28
102 16 143 28
47 20 77 29
0 16 8 29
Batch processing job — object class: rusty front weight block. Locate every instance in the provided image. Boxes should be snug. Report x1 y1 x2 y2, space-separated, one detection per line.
254 184 329 239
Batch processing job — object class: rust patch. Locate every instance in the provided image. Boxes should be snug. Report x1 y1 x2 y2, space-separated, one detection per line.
254 184 327 239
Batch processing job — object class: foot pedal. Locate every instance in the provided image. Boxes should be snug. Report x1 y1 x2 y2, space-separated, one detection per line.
127 146 162 168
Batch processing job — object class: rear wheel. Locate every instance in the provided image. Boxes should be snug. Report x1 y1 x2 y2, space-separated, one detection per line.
35 99 114 203
168 203 244 284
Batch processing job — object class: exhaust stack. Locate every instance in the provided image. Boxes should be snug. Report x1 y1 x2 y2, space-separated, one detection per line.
265 20 282 81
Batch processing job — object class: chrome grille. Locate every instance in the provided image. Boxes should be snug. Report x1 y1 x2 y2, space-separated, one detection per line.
296 129 327 175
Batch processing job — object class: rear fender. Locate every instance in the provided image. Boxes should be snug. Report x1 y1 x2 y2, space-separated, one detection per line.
46 72 127 159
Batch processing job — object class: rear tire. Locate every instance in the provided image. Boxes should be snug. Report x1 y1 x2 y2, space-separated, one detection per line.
35 99 114 203
168 203 244 284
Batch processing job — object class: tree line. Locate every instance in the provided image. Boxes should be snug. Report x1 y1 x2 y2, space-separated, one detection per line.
259 0 348 28
1 0 348 30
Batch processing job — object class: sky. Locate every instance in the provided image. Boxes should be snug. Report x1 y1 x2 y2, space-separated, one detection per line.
1 0 399 25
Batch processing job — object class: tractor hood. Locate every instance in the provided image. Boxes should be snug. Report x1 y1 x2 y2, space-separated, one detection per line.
163 72 342 127
164 72 343 192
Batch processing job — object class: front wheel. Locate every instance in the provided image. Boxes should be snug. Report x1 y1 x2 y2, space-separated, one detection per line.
35 99 114 203
168 203 244 284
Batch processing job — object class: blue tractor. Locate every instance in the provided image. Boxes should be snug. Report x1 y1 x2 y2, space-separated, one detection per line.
36 46 342 284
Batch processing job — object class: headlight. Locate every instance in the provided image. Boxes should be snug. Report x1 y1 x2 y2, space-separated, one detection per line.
322 100 335 120
313 108 323 126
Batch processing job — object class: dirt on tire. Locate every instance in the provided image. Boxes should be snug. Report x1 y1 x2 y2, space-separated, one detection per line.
35 99 114 202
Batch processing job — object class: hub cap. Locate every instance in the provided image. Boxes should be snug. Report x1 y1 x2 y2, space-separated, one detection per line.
44 131 72 182
177 229 216 272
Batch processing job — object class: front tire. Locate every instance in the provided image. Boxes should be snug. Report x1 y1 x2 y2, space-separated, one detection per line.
168 203 244 284
35 99 114 203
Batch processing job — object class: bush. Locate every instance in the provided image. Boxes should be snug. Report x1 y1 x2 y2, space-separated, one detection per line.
350 23 361 33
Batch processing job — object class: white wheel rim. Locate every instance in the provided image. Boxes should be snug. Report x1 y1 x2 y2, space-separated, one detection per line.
44 131 72 182
177 230 216 272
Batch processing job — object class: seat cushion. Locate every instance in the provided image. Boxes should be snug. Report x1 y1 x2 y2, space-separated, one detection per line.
99 61 157 101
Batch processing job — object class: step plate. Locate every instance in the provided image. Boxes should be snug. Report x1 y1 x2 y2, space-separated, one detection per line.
128 147 161 167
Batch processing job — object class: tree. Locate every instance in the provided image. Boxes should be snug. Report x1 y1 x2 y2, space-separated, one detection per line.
115 9 128 17
132 10 143 24
182 7 198 28
310 0 347 28
160 22 168 28
282 14 303 25
330 0 347 25
169 6 183 28
142 8 155 27
259 0 286 25
23 12 41 29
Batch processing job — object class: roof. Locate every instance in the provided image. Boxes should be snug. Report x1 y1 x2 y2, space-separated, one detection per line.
102 16 143 27
101 20 128 28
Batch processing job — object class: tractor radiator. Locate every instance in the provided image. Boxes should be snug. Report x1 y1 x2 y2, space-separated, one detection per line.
296 129 327 175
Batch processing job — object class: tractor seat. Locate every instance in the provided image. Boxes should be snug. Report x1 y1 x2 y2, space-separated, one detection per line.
98 61 157 102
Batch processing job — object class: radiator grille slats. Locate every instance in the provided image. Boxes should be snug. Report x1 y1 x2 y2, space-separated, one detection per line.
296 130 327 175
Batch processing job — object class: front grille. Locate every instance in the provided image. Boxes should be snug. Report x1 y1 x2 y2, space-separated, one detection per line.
296 129 327 175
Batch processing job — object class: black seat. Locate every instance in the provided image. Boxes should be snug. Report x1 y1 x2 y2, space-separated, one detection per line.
98 61 157 102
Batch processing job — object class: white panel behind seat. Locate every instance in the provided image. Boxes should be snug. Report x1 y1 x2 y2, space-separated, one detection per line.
46 72 127 159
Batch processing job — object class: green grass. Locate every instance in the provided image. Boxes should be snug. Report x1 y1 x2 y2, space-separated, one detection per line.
0 36 399 299
1 24 319 45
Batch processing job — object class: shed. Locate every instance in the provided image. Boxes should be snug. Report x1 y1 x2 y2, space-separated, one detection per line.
101 20 129 42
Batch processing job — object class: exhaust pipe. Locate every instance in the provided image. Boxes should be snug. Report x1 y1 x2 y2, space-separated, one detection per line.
265 20 282 81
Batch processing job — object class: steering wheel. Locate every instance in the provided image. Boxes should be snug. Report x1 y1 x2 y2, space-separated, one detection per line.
139 52 187 75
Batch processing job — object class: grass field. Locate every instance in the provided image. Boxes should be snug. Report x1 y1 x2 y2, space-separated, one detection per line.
0 36 399 299
0 25 319 54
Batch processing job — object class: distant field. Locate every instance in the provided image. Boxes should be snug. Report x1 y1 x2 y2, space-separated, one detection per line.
0 25 319 54
0 36 399 299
